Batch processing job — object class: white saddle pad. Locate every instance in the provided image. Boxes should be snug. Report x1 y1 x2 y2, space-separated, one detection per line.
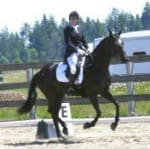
56 62 84 85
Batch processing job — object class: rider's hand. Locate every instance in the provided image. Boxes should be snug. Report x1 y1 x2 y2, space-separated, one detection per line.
77 49 86 56
85 50 90 56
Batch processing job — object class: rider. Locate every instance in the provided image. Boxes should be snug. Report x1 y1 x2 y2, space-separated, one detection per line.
64 11 88 89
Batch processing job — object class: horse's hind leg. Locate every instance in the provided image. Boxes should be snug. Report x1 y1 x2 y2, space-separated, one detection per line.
84 93 101 129
101 91 119 131
58 117 68 136
49 94 68 137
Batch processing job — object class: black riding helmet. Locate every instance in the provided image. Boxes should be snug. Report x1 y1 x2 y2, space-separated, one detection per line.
69 11 79 20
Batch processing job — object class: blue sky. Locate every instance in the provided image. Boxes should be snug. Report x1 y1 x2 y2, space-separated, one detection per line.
0 0 149 32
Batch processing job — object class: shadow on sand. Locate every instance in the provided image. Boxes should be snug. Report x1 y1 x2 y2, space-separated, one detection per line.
5 138 83 147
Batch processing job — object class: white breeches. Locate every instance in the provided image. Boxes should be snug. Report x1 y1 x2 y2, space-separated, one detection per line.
67 52 78 74
67 49 86 74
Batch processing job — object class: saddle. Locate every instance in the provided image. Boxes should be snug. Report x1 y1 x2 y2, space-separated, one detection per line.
56 54 93 85
56 62 84 85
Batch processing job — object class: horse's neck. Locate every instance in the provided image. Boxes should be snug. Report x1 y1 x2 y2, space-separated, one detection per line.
92 46 111 73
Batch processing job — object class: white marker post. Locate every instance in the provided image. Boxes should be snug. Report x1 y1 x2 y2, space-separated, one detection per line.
36 103 74 139
59 103 71 120
59 103 74 136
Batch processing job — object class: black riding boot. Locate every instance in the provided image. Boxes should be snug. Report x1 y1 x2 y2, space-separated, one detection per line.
68 74 76 93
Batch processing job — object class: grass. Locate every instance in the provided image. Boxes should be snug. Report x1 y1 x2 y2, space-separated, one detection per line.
0 101 149 121
0 70 149 121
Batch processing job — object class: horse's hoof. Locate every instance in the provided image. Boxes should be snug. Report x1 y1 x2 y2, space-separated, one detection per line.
63 128 68 136
111 123 117 131
57 134 63 138
83 122 91 129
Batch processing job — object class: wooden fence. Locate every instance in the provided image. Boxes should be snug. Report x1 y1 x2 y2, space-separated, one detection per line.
0 55 150 117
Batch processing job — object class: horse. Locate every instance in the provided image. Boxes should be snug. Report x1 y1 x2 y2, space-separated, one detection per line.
18 30 129 138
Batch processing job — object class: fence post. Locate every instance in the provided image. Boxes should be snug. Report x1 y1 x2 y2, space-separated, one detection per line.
126 62 135 115
27 68 36 119
0 70 3 82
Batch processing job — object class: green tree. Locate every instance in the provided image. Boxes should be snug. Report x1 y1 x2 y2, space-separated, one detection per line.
127 14 135 31
105 8 143 32
59 18 68 58
29 14 63 62
0 27 26 64
29 21 46 61
106 8 120 32
94 19 106 37
20 23 31 47
0 6 147 64
134 15 143 30
141 2 150 29
26 48 38 63
0 52 9 64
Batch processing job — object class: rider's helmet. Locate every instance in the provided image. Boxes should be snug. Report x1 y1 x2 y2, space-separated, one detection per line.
69 11 79 20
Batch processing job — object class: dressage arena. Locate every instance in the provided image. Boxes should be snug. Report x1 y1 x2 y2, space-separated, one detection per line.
0 117 150 149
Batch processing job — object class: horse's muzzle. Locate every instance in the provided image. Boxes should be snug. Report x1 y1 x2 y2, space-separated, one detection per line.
120 52 129 63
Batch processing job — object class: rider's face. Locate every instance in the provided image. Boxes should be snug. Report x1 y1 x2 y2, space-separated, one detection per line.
69 17 78 26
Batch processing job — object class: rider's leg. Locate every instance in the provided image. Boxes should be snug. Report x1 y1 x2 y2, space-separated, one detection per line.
68 74 76 89
67 52 78 88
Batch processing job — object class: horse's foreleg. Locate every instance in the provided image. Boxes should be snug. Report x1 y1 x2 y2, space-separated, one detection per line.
49 102 62 137
84 94 101 129
58 118 68 136
52 115 68 136
102 91 120 131
51 111 62 138
52 94 68 137
52 112 68 136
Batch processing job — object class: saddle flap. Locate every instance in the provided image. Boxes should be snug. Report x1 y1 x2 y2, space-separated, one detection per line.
56 62 84 84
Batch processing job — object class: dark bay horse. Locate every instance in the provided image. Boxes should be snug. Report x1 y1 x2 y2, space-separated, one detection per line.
18 30 128 137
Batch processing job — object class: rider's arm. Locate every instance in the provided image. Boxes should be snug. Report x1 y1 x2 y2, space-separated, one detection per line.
64 26 77 51
81 34 89 50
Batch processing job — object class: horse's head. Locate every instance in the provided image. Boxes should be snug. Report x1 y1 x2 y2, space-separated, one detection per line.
107 30 129 63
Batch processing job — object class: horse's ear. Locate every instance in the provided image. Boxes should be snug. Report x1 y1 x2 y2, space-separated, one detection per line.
118 30 122 36
109 29 113 37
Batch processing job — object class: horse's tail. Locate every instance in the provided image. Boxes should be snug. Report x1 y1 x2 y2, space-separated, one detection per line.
18 72 38 114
